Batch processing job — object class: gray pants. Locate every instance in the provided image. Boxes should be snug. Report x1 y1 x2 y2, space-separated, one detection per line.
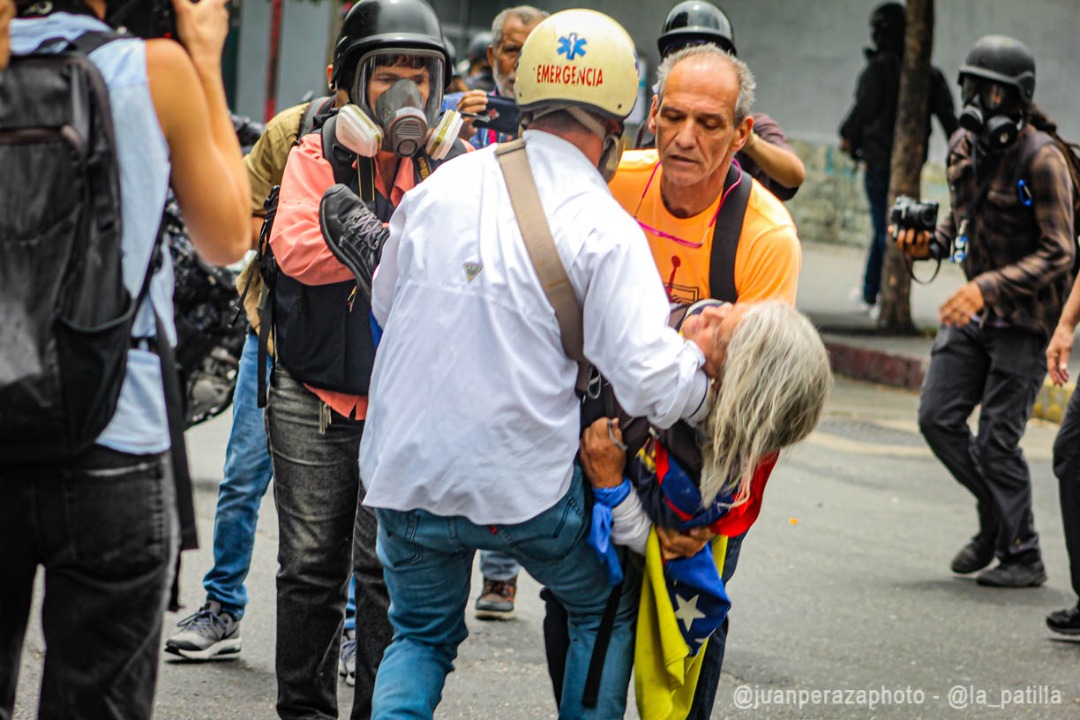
266 367 391 720
918 321 1045 562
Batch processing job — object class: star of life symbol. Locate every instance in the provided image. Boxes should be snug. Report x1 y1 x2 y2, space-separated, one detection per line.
463 262 483 282
557 33 587 61
673 592 706 632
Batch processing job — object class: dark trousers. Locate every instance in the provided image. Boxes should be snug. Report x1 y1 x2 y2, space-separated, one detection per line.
918 322 1046 561
1053 388 1080 597
265 366 390 720
0 446 177 720
861 163 891 306
686 531 746 719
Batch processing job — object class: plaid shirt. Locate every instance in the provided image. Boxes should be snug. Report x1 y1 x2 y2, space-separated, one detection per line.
936 126 1076 336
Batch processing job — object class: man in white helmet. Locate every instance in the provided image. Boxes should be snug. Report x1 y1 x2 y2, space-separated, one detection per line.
360 9 731 718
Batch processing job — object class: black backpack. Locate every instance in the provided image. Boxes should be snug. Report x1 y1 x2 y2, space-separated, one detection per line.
0 30 149 463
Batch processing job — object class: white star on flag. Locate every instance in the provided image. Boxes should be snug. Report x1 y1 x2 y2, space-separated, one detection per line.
673 593 706 632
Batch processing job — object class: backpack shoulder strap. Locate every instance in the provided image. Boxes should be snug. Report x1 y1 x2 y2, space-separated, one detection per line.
69 29 125 56
319 114 375 201
495 138 585 366
298 95 333 140
707 163 753 303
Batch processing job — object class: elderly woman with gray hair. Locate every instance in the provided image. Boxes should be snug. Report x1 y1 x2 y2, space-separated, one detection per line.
544 300 831 718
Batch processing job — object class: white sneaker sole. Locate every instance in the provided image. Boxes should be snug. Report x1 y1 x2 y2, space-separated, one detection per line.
164 637 242 661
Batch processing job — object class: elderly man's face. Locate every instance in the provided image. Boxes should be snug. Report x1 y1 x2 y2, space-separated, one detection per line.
650 55 752 193
490 15 541 98
0 0 14 72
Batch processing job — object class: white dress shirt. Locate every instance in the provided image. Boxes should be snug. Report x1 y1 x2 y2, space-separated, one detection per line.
361 130 710 524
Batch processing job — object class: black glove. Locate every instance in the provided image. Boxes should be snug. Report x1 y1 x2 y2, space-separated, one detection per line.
319 183 389 301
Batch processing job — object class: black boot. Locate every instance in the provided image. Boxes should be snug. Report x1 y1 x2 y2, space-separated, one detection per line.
1046 602 1080 635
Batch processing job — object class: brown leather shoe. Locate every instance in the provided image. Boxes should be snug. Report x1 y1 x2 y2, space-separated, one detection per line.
474 576 517 621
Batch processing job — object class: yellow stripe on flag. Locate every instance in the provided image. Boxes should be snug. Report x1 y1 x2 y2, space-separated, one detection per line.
634 529 728 720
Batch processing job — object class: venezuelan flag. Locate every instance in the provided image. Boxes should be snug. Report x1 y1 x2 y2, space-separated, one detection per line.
635 529 730 720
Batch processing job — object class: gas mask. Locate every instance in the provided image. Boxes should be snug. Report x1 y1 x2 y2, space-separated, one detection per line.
959 78 1025 151
336 49 462 160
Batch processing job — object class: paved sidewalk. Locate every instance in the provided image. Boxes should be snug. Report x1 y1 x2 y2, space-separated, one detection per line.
798 241 1078 422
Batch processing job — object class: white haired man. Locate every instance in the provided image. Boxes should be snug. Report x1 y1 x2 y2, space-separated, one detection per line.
606 42 802 719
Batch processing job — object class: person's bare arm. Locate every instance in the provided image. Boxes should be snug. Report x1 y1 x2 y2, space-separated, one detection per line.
0 0 14 71
741 130 805 190
148 0 249 266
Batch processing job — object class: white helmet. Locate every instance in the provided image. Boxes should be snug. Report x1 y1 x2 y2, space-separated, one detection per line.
514 9 640 122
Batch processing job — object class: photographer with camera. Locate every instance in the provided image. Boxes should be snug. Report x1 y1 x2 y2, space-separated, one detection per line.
1 0 249 716
897 35 1075 589
443 5 546 151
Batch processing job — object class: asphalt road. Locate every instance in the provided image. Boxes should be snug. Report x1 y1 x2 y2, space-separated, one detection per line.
13 378 1080 718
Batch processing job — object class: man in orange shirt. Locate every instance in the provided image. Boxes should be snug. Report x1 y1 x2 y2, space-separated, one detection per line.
608 43 801 719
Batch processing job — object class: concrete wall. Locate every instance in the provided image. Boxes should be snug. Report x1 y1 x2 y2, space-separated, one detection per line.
234 0 335 121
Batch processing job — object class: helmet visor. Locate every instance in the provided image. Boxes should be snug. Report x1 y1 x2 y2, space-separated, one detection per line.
353 49 446 127
961 76 1010 111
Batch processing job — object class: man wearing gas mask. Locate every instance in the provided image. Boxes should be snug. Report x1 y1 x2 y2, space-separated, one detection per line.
897 35 1076 589
840 1 957 314
263 0 469 717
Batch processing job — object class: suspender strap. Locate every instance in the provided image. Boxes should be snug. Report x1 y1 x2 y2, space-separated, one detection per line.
582 580 624 708
495 139 588 388
707 163 753 304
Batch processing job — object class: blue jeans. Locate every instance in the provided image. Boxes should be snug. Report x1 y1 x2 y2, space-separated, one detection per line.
479 550 520 582
686 531 746 719
372 467 637 719
0 446 178 720
861 163 891 305
202 332 274 619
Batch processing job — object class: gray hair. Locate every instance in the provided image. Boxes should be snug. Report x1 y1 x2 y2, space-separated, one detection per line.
491 6 550 49
699 302 832 508
655 44 756 123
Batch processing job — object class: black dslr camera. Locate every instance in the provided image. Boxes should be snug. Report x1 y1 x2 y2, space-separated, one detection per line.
890 195 939 233
891 196 949 260
106 0 178 39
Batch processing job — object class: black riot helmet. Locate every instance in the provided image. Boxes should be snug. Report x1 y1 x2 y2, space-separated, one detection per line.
958 35 1036 108
466 32 493 65
330 0 450 93
657 1 736 58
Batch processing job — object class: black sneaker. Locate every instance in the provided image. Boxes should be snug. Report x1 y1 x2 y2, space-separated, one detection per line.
976 559 1047 588
1046 603 1080 636
474 576 517 621
950 539 995 574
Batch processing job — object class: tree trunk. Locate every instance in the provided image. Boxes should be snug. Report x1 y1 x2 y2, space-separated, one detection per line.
879 0 934 333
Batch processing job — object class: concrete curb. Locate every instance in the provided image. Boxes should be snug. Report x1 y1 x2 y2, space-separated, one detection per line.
822 337 927 393
823 336 1075 424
